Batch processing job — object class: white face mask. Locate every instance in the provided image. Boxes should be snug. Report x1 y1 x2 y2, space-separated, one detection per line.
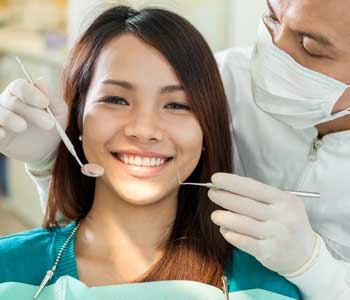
250 19 350 129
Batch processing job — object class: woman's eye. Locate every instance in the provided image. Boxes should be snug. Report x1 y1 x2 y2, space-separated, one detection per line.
165 102 191 111
102 96 129 105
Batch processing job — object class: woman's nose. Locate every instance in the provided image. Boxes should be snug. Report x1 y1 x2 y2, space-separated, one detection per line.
124 110 164 144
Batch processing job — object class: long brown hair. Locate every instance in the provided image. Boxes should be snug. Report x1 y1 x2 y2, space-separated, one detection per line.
45 5 234 288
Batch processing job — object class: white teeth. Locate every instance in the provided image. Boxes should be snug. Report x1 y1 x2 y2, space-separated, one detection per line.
116 154 167 167
134 156 141 165
123 155 128 164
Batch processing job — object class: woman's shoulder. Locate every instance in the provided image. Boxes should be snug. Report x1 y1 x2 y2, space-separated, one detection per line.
0 223 75 285
0 226 54 245
226 249 302 299
0 227 56 258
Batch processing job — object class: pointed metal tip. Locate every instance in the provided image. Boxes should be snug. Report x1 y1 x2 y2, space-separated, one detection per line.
221 275 229 300
177 169 182 184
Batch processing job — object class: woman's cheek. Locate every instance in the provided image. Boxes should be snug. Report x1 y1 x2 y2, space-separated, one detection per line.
172 118 203 165
182 119 203 151
81 109 120 161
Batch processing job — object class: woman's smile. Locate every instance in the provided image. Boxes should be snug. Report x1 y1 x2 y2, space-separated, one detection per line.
110 150 175 178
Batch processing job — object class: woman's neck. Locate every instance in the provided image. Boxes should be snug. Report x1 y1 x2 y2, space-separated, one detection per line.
74 180 178 284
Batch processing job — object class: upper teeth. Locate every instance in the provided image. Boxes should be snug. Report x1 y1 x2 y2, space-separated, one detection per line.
117 154 166 167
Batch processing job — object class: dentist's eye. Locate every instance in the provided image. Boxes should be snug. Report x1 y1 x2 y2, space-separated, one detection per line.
264 11 279 24
300 40 327 59
165 102 191 111
303 47 326 59
102 96 129 105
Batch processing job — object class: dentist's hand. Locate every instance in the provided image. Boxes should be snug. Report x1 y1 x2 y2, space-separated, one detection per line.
209 173 317 275
0 78 67 163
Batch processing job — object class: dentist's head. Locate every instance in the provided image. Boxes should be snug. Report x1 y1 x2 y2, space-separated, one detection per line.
252 0 350 132
265 0 350 81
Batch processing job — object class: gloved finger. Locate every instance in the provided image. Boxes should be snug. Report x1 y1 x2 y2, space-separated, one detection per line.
0 105 27 132
208 189 274 221
1 95 54 130
220 227 263 258
211 173 287 205
0 126 6 139
212 210 267 240
6 78 49 109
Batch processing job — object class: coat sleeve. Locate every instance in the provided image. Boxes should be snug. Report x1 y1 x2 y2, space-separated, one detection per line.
24 150 56 213
287 235 350 300
215 48 253 177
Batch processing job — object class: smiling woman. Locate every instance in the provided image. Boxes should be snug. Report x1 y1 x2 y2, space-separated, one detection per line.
0 4 300 299
47 5 232 286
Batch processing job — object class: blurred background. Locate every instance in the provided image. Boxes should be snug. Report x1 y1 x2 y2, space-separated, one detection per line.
0 0 267 236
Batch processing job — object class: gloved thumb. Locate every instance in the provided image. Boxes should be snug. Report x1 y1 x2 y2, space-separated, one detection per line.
33 77 53 103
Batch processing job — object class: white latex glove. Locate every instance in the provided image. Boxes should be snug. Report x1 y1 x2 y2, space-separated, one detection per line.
0 78 67 163
209 173 317 276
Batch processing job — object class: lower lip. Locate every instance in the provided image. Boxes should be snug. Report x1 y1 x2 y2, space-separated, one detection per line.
111 154 172 178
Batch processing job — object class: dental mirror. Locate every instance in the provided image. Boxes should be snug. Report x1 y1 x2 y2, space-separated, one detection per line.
15 56 104 178
81 162 105 177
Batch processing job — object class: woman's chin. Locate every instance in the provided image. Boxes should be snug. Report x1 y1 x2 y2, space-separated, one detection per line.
112 180 177 206
118 192 169 206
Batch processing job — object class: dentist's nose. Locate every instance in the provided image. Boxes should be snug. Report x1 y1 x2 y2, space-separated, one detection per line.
124 110 163 143
266 20 300 60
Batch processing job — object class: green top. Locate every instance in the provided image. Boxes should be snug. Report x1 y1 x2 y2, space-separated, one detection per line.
0 222 301 299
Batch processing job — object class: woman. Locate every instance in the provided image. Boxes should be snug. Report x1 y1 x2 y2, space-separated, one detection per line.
0 5 300 298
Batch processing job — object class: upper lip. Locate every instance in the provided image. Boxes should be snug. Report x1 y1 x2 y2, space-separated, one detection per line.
110 150 174 159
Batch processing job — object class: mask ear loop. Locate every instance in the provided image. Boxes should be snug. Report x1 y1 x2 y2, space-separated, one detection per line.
334 85 350 118
330 105 350 120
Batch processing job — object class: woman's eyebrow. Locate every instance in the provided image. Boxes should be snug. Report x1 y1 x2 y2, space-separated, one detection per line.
160 85 184 94
101 79 135 90
101 80 184 93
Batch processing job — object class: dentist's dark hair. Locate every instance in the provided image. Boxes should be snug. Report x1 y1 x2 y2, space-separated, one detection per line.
45 5 233 288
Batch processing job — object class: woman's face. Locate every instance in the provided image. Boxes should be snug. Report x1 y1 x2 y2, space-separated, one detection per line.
82 33 203 205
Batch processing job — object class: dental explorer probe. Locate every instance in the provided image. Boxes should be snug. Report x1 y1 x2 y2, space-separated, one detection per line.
177 171 320 198
15 56 104 178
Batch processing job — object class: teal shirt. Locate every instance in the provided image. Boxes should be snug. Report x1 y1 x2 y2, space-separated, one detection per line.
0 223 301 299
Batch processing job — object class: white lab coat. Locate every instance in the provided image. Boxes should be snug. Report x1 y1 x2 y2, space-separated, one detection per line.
28 47 350 300
215 47 350 300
